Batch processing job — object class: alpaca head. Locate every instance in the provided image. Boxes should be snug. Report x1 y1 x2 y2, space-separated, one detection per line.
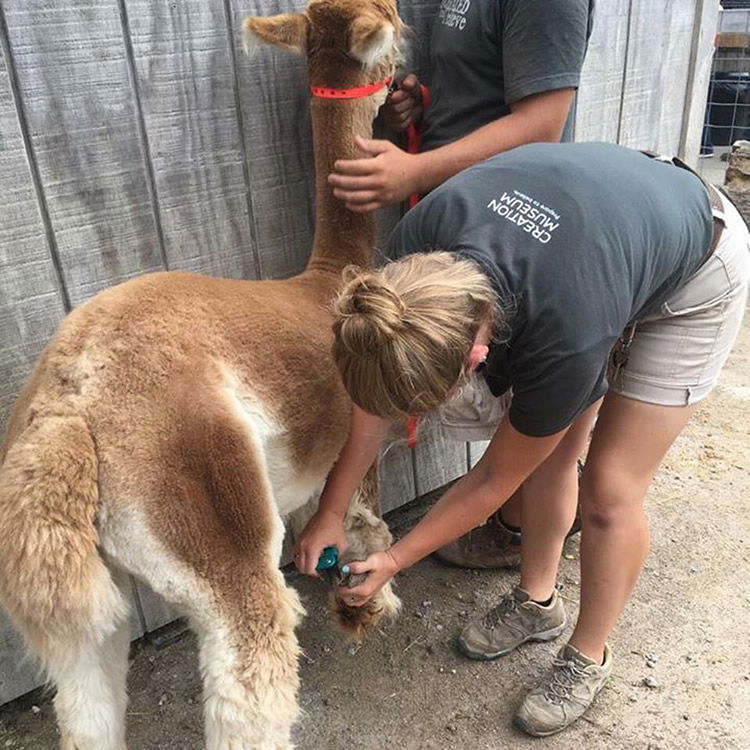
243 0 403 114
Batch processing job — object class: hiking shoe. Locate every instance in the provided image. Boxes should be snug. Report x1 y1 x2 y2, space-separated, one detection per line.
434 515 521 569
514 643 613 737
435 459 585 570
457 587 566 660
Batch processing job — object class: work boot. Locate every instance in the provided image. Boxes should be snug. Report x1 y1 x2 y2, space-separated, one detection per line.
434 513 521 569
435 461 585 569
514 643 613 737
457 587 566 660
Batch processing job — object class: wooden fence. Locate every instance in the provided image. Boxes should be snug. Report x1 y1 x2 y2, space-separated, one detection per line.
0 0 718 704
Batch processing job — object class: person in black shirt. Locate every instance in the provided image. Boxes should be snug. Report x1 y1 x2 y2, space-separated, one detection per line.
327 0 594 210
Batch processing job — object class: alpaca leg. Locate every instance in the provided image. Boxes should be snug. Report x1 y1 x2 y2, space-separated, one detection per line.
195 569 303 750
334 467 401 638
98 402 307 748
50 614 130 750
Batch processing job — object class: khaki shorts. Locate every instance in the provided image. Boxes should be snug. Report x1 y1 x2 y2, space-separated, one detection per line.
610 191 750 406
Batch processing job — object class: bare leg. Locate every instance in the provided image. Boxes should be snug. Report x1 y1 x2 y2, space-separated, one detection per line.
519 402 601 601
498 489 522 528
569 393 698 662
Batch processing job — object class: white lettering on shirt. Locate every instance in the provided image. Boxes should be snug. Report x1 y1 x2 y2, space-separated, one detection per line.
487 190 561 244
438 0 470 30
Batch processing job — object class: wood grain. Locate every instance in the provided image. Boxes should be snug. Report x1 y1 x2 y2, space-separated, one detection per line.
575 0 631 143
617 0 697 154
0 35 67 434
124 0 261 279
228 0 315 280
1 0 166 306
412 420 468 497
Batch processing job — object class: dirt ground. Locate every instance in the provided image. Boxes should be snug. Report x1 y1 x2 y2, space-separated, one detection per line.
1 313 748 750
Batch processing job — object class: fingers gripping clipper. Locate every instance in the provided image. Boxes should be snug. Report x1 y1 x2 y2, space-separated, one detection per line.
315 546 367 589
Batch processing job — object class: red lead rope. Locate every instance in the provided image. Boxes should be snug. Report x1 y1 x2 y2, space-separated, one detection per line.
406 416 418 448
405 83 431 209
404 84 432 446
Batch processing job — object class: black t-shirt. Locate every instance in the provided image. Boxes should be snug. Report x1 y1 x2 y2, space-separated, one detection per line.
386 142 714 437
422 0 595 151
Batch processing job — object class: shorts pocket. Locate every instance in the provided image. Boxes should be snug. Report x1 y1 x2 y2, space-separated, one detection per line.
661 256 732 317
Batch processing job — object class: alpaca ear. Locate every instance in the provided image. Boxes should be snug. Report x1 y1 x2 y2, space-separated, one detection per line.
243 13 309 57
349 14 395 69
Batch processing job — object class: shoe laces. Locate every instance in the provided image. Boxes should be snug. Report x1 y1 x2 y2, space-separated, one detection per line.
543 656 589 704
483 592 520 628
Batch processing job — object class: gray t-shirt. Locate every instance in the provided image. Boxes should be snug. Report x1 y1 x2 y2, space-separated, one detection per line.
386 142 713 437
421 0 595 151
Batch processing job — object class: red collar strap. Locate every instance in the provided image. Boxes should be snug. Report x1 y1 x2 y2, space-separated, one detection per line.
310 76 392 99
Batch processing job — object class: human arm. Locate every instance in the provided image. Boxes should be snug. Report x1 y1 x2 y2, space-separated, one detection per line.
328 87 574 213
340 415 568 603
294 405 390 576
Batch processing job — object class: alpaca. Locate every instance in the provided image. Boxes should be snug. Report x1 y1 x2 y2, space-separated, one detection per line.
0 2 403 748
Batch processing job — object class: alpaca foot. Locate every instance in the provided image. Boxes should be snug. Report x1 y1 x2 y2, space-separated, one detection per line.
324 566 401 640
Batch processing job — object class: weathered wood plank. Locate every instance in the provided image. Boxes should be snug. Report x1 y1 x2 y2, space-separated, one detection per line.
228 0 315 280
132 581 180 635
0 616 40 706
124 0 260 279
715 31 750 48
575 0 631 143
412 420 467 497
0 30 73 705
1 0 165 306
679 0 721 166
380 422 417 515
618 0 697 154
0 38 67 434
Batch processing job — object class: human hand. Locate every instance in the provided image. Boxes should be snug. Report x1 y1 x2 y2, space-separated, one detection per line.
293 509 349 577
336 549 401 607
382 74 423 132
328 136 421 212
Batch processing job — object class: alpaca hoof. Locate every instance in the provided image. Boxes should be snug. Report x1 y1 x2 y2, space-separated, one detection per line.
329 574 401 640
333 596 383 640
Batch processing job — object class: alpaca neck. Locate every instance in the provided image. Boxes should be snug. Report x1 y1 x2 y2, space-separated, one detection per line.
306 97 376 274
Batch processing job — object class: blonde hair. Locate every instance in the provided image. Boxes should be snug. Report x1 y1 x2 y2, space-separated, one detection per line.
332 251 498 419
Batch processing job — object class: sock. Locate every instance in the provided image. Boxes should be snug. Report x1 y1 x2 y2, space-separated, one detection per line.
533 594 554 607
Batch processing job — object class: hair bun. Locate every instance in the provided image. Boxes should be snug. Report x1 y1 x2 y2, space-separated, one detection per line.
334 269 407 356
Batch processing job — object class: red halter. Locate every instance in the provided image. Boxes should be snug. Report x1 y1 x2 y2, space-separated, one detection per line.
309 76 392 99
